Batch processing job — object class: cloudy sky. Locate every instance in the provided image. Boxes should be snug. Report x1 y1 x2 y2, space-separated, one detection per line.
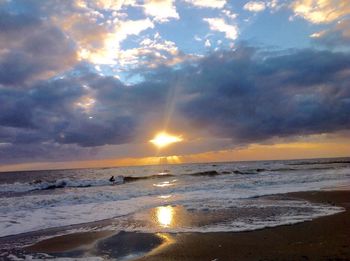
0 0 350 171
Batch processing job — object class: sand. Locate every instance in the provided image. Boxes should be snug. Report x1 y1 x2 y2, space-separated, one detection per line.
137 190 350 261
16 190 350 260
25 231 115 253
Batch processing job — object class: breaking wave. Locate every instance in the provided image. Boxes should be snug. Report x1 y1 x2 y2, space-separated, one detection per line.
1 162 350 194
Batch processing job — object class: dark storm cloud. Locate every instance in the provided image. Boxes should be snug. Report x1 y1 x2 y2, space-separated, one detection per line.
0 138 98 164
0 9 77 87
0 70 166 150
179 46 350 143
0 69 174 164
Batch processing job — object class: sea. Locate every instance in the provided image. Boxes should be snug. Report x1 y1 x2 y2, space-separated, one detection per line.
0 157 349 241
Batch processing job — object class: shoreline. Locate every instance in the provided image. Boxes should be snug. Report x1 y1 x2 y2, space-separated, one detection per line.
2 190 350 260
137 190 350 261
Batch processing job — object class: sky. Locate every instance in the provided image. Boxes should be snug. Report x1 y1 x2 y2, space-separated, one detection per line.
0 0 350 171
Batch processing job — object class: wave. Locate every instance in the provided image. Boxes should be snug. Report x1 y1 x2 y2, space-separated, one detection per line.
190 169 268 176
0 169 273 193
2 163 348 194
0 174 177 193
287 160 350 166
0 178 120 193
123 174 174 182
190 170 220 176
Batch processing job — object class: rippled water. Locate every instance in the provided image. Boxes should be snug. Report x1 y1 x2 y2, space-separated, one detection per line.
0 158 349 237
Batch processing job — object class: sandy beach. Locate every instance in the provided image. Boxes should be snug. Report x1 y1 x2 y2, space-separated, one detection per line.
136 190 350 261
4 190 347 260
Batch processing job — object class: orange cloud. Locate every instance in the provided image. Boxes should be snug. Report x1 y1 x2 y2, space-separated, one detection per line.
292 0 350 23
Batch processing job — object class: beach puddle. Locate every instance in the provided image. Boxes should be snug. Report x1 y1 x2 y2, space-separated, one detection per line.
25 231 115 253
25 231 168 261
91 231 168 260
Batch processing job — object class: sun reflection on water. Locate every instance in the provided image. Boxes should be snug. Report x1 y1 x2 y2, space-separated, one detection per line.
156 206 174 227
158 195 172 199
153 179 177 187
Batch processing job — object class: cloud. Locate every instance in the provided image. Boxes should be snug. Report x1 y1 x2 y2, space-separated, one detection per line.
77 0 136 10
0 74 138 150
184 0 226 9
203 18 238 40
222 9 238 20
115 18 155 40
0 138 98 164
310 18 350 47
194 35 202 41
2 0 155 69
205 39 211 47
179 46 350 144
1 45 350 164
243 1 266 12
291 0 350 23
115 33 197 69
1 0 350 165
0 11 77 87
77 18 155 65
143 0 179 23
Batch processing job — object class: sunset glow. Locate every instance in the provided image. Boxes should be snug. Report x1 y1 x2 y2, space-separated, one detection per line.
150 132 183 148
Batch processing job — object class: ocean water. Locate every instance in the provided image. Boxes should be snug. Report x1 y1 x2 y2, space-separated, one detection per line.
0 158 349 238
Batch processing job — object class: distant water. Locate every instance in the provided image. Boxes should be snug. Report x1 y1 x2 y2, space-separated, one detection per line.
0 158 349 237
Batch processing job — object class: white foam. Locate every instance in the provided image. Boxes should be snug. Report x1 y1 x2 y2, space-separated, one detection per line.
0 177 124 193
0 195 168 237
0 188 345 237
119 198 344 233
0 162 349 237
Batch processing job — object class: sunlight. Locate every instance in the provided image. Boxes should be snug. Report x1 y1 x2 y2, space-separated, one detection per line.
156 206 174 227
153 179 177 187
150 132 183 148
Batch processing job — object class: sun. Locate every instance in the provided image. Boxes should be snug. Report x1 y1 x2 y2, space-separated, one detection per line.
150 132 183 148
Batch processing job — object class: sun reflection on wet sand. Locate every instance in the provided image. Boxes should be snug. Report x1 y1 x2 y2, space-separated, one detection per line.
143 233 175 258
156 206 174 227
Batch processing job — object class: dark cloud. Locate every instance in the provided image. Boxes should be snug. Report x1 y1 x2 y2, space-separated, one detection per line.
0 70 168 150
311 19 350 48
179 46 350 143
0 46 349 161
0 9 77 87
0 139 98 164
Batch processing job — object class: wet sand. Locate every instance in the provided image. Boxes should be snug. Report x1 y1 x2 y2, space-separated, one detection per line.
137 190 350 261
20 190 350 260
25 230 115 253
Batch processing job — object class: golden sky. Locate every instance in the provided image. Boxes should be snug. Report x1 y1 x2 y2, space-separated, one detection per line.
1 135 349 172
